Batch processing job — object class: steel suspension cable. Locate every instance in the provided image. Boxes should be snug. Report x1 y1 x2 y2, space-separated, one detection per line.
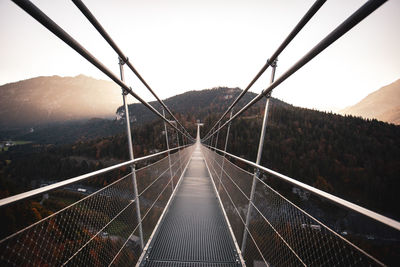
203 0 387 141
71 0 193 139
202 0 327 140
11 0 194 142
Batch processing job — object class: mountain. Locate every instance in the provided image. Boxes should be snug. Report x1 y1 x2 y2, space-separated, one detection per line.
119 87 290 129
2 86 400 225
122 87 400 216
0 75 122 128
340 79 400 125
117 87 399 220
1 87 399 265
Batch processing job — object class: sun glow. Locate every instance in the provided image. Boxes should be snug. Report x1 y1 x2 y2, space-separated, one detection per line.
0 0 399 111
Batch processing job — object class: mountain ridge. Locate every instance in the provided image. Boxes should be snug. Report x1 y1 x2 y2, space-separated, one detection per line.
1 83 399 265
0 75 122 128
340 79 400 125
119 87 291 129
2 86 399 221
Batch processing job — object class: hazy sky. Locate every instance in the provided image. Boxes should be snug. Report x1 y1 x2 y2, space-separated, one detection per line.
0 0 399 111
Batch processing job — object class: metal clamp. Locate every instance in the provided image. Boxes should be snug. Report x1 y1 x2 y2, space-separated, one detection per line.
265 58 278 98
270 58 278 68
122 86 132 96
267 58 278 68
118 56 129 66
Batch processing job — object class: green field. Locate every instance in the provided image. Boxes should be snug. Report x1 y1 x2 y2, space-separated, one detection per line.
0 140 32 153
13 140 32 145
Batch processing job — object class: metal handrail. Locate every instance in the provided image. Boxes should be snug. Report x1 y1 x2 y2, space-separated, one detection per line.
11 0 194 142
205 148 385 266
205 151 305 266
203 144 400 231
202 0 387 141
202 0 327 140
71 0 193 139
0 144 192 207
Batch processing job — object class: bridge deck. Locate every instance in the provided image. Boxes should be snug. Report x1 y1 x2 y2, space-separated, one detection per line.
140 145 241 266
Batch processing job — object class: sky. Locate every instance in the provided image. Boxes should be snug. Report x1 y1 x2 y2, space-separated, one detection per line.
0 0 399 112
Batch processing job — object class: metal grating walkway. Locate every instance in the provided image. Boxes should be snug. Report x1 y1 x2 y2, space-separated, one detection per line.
140 145 241 266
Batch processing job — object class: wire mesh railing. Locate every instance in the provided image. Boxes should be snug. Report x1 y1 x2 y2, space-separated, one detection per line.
201 145 399 266
5 0 396 266
3 1 196 265
0 145 194 266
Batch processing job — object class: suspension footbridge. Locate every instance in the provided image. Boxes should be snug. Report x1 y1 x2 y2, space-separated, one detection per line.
1 0 399 266
140 144 241 266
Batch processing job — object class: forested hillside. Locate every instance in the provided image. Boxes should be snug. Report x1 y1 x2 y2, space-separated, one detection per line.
120 87 289 127
227 102 399 219
124 87 400 219
0 119 173 197
1 87 399 221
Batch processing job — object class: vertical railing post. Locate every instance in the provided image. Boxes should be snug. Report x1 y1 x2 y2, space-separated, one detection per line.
210 127 215 149
118 57 144 250
163 109 174 190
218 111 233 192
241 59 277 254
214 122 221 151
196 123 200 142
176 129 183 174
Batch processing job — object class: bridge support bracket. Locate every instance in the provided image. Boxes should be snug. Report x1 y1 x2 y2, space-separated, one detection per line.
241 58 278 254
